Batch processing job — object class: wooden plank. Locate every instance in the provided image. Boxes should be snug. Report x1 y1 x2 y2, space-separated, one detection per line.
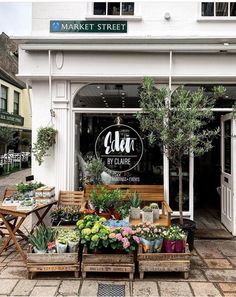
139 260 190 272
27 252 78 264
59 191 85 206
82 264 134 273
83 253 134 264
28 265 79 272
138 253 191 261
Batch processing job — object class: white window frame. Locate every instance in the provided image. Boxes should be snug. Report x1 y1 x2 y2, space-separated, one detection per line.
86 2 142 21
199 1 236 21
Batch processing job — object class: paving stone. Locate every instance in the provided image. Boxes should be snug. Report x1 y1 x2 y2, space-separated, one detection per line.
190 282 222 296
7 261 25 267
205 269 236 282
133 281 159 297
36 280 61 287
0 295 8 297
58 280 80 295
204 259 233 269
11 279 37 296
158 281 193 297
216 241 236 257
79 280 98 297
0 256 6 263
228 257 236 267
194 241 224 258
30 286 57 296
0 279 18 294
191 256 207 269
0 266 27 279
223 293 236 297
219 283 236 292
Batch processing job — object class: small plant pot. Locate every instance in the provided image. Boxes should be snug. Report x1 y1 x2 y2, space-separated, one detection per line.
56 242 68 253
153 238 163 253
33 247 47 254
163 239 175 253
140 238 155 253
68 241 79 253
153 209 160 220
142 211 154 224
175 240 185 253
130 207 140 220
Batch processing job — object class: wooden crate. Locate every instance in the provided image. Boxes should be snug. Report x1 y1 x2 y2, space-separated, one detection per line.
27 246 80 279
137 244 191 279
81 246 135 280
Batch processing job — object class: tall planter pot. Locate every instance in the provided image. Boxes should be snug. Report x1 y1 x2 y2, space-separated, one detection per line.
171 218 196 251
130 207 141 220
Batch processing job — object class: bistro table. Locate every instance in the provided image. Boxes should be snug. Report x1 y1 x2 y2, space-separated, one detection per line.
0 200 56 263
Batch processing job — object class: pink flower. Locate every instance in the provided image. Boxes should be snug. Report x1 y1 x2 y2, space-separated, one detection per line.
132 236 140 243
136 227 142 233
122 231 129 237
115 233 123 241
123 240 130 249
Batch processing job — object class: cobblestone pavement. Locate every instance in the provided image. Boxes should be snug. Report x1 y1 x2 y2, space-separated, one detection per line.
0 168 31 195
0 239 235 296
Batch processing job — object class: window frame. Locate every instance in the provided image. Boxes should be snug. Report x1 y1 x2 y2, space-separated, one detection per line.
0 85 8 112
200 1 236 19
13 91 20 115
93 2 135 16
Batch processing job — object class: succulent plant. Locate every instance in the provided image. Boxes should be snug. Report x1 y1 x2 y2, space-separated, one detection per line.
142 206 153 212
27 225 57 251
150 203 159 209
129 191 141 208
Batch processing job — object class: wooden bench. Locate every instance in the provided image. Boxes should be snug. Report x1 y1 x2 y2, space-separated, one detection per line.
85 184 172 226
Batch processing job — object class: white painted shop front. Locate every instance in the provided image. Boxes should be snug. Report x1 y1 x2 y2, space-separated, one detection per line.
17 2 236 235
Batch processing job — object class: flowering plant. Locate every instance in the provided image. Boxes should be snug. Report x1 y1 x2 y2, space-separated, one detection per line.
76 215 140 253
133 222 163 241
108 226 140 253
161 225 186 240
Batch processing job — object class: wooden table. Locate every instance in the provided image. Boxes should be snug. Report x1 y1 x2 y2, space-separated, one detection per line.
0 200 56 263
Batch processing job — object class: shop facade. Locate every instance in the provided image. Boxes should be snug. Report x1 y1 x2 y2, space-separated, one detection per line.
17 1 236 235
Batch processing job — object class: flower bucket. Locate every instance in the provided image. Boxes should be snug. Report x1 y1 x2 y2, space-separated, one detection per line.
175 240 185 253
130 207 140 220
153 209 159 220
153 238 163 253
33 247 46 254
141 238 155 253
56 242 68 253
142 212 154 224
68 241 79 253
163 239 175 253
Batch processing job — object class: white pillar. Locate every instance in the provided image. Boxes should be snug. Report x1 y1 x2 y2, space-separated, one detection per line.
53 81 69 194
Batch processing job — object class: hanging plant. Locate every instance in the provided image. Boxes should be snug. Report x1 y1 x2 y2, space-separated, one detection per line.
32 127 57 165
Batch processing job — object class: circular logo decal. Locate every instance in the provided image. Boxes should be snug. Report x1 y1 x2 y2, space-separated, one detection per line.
95 124 143 172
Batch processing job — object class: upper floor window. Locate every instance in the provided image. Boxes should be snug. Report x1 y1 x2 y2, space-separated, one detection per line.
13 91 20 115
0 85 8 112
94 2 134 16
201 2 236 17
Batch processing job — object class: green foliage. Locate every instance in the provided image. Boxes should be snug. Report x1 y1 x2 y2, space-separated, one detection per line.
86 158 105 184
128 191 141 208
150 203 159 209
212 85 226 98
27 225 57 251
57 228 80 244
161 225 186 240
0 127 14 152
142 206 153 212
89 187 123 213
16 181 44 193
137 78 219 223
32 126 57 166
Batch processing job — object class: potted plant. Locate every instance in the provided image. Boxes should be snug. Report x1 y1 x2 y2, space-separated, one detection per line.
150 203 159 220
212 85 226 99
137 78 220 250
68 231 80 253
129 191 141 220
56 236 68 253
86 158 105 185
162 225 186 253
32 126 57 166
134 222 163 253
142 206 153 224
27 225 57 254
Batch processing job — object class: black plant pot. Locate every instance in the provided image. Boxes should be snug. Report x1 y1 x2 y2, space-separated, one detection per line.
171 218 196 252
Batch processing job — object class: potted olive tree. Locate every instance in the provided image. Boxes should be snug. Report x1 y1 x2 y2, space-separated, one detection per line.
137 78 220 250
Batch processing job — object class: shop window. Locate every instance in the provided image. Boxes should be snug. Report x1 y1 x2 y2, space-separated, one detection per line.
93 2 134 16
0 85 8 112
201 2 236 17
13 91 20 115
